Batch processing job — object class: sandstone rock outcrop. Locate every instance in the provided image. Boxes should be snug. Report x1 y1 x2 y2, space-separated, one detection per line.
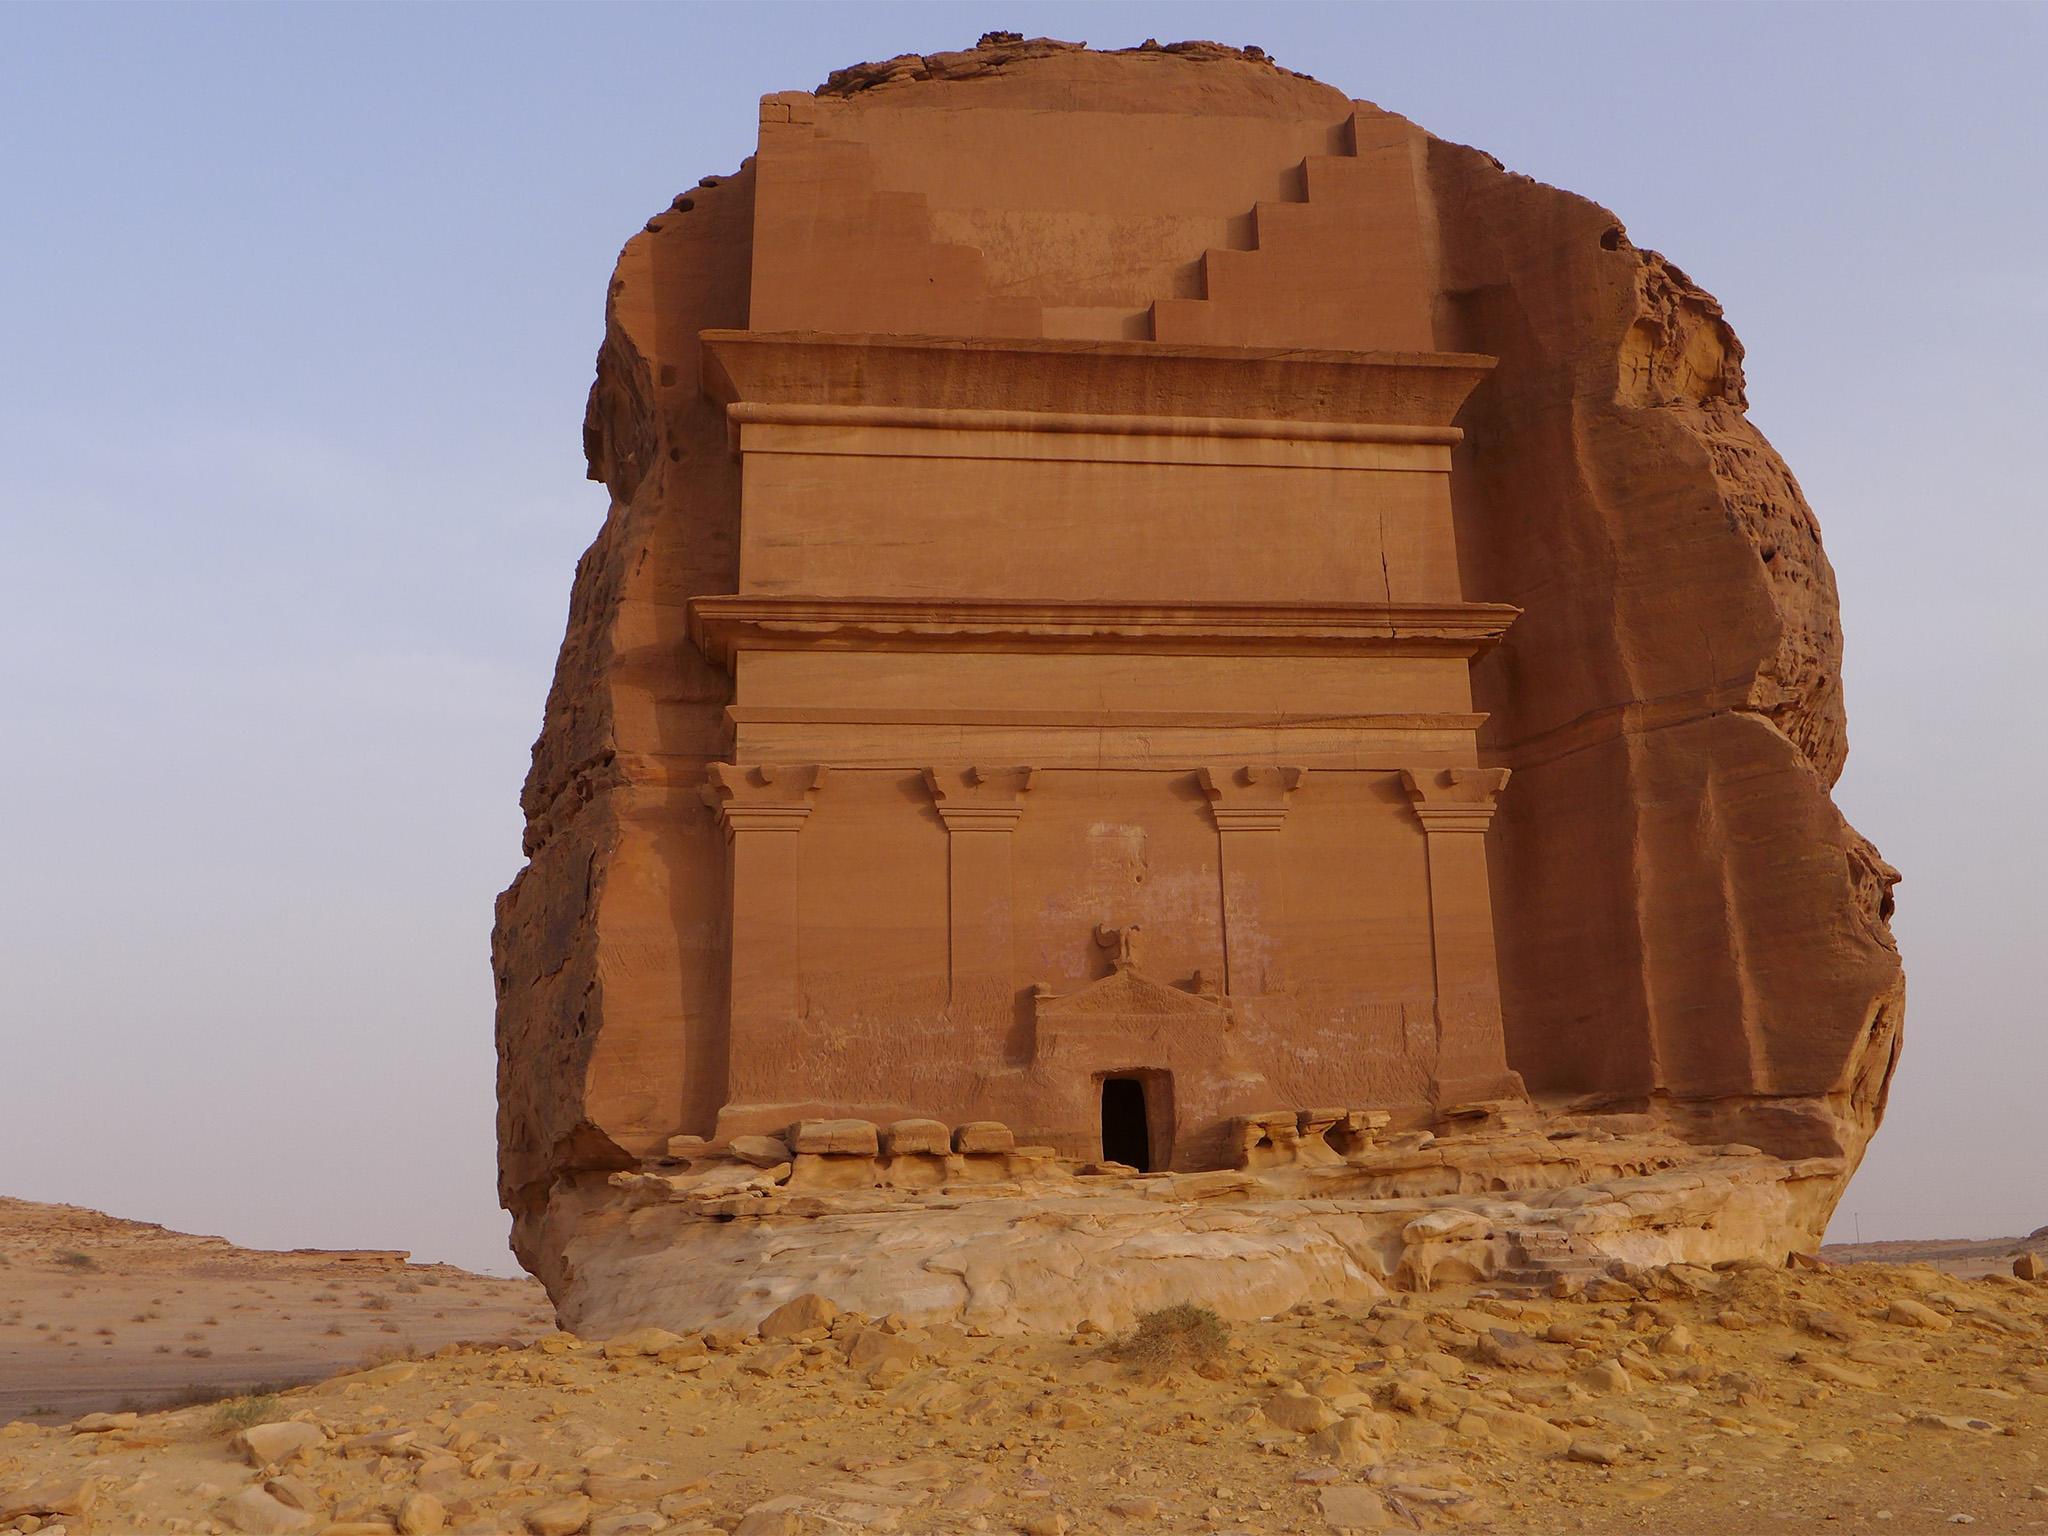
493 37 1901 1323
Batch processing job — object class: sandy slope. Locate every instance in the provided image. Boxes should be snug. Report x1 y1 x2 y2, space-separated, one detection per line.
0 1197 551 1422
5 1199 2048 1534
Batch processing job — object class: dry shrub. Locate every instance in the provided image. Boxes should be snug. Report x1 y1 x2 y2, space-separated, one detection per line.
209 1393 280 1432
1112 1303 1230 1379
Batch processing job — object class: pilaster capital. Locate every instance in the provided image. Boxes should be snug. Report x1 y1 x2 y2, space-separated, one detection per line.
922 765 1035 833
1400 766 1511 833
1198 765 1307 833
700 762 826 835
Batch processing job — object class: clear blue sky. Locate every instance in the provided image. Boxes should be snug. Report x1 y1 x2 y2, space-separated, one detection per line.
2 3 2040 1272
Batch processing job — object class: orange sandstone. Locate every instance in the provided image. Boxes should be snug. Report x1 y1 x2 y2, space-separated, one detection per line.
493 38 1901 1321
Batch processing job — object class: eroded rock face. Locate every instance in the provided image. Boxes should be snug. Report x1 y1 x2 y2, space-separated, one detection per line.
493 36 1900 1309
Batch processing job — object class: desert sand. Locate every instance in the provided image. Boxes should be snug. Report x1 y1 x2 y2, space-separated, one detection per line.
6 1198 2048 1535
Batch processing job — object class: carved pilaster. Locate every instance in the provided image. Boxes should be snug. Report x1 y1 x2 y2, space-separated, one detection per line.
1198 766 1306 997
1399 766 1518 1103
922 766 1034 1015
700 763 825 1107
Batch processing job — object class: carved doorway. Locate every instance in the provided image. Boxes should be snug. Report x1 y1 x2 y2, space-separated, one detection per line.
1100 1075 1153 1170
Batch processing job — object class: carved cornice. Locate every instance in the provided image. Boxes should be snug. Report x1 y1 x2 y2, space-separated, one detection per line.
1198 765 1307 833
700 762 826 835
700 329 1495 432
725 401 1460 455
1400 766 1511 833
689 596 1518 668
921 765 1035 832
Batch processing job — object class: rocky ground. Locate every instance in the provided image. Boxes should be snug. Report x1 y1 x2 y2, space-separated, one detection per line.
6 1204 2048 1535
0 1199 552 1423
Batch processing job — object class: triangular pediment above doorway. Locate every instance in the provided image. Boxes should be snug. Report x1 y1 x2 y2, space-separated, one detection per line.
1034 965 1230 1024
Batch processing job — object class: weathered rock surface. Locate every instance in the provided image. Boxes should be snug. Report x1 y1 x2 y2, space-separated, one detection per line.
493 36 1901 1325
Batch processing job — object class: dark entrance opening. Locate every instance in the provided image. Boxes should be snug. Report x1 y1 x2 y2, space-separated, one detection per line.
1100 1076 1152 1171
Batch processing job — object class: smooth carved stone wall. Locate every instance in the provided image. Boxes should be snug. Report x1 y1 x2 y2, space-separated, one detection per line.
493 38 1901 1281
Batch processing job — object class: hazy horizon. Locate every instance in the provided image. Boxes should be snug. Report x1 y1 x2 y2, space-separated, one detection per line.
2 2 2040 1275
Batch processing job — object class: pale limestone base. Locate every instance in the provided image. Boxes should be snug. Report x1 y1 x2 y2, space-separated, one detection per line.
530 1126 1846 1338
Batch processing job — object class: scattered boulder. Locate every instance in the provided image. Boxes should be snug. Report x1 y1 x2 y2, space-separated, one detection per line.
731 1134 793 1168
397 1491 447 1534
1457 1404 1570 1454
1305 1413 1383 1467
952 1121 1015 1155
1262 1389 1340 1434
231 1420 325 1467
602 1325 687 1358
1317 1485 1391 1530
1889 1297 1953 1332
0 1479 98 1523
525 1495 594 1536
882 1119 950 1155
71 1411 138 1433
218 1485 314 1534
759 1292 838 1340
262 1476 321 1513
789 1119 880 1156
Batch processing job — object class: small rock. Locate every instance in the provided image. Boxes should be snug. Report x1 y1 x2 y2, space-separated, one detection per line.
1019 1511 1067 1536
1108 1494 1162 1518
1568 1438 1624 1466
2014 1253 2046 1282
1911 1412 1999 1433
